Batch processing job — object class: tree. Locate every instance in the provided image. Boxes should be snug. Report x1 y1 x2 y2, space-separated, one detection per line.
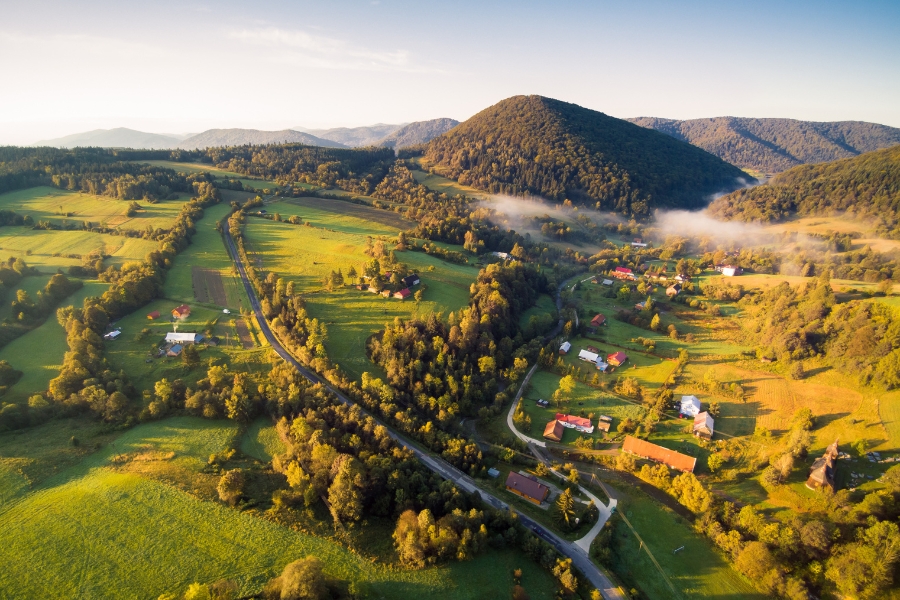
558 375 576 402
154 378 173 405
649 314 661 331
266 557 328 600
327 455 364 522
707 453 726 473
555 488 575 528
182 344 200 369
217 469 245 506
414 289 424 304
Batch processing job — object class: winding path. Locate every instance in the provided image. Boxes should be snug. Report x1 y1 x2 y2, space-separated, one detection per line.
222 223 624 599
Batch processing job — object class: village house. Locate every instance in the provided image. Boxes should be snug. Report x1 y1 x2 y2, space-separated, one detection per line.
166 332 204 345
559 341 571 355
167 344 183 357
595 360 609 372
555 413 594 434
393 288 412 300
601 279 613 286
666 283 682 297
367 286 380 294
674 274 691 283
590 314 606 328
607 351 627 367
146 310 160 320
381 289 392 298
622 436 697 472
505 472 550 505
722 266 743 277
680 395 701 417
172 305 191 320
578 349 600 363
402 274 420 287
543 419 565 442
806 440 840 492
103 330 121 341
692 412 715 440
612 266 636 281
597 415 612 433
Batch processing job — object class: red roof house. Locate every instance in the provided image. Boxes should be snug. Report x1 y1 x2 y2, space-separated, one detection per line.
590 314 606 327
622 436 696 472
607 351 628 367
543 420 564 442
172 305 191 319
147 310 161 320
505 472 550 505
555 413 594 433
393 288 412 300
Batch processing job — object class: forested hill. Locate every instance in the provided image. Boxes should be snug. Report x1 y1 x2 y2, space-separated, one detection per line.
178 129 346 150
380 118 459 149
708 145 900 237
628 116 900 174
34 128 183 149
422 95 750 214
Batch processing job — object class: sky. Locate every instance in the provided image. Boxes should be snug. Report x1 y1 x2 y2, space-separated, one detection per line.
1 0 899 144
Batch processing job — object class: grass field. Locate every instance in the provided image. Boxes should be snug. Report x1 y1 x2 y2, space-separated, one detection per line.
0 228 160 272
0 416 559 599
240 418 285 462
409 168 491 199
243 215 479 380
0 281 107 403
606 486 762 600
0 186 189 231
280 196 414 233
134 161 277 192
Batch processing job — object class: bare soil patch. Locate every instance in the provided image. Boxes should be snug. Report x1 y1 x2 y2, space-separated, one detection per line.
235 319 255 349
192 267 228 306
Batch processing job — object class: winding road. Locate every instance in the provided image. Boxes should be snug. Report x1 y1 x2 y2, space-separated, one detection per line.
222 223 623 599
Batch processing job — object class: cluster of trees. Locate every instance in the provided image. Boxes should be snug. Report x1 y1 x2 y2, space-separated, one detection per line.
423 95 747 214
0 272 83 357
709 145 900 238
738 271 900 388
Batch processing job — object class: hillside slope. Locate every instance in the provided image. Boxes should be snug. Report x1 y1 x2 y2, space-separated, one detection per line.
34 128 183 149
629 116 900 174
380 118 459 149
179 129 345 150
708 145 900 237
299 123 402 147
423 95 749 214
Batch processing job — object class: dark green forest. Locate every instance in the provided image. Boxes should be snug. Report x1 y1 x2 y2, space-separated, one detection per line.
629 116 900 174
708 145 900 237
421 95 750 214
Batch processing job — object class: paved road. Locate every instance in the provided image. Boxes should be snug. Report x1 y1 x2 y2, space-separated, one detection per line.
222 223 622 598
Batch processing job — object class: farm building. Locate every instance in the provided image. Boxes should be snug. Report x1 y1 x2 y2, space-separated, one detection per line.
578 349 600 363
666 284 682 297
596 420 611 433
393 288 412 300
559 341 571 355
590 314 606 327
692 412 715 440
631 242 647 248
367 286 380 294
381 289 392 298
555 413 594 434
715 264 743 277
167 344 183 357
505 472 550 505
536 399 549 407
635 301 646 310
402 274 420 287
607 351 627 367
622 436 697 472
595 361 608 372
674 274 690 282
601 279 613 286
147 311 160 320
680 395 701 417
487 468 500 478
490 252 510 260
103 330 121 340
806 440 840 492
543 420 565 442
166 332 204 344
172 305 191 319
612 267 636 281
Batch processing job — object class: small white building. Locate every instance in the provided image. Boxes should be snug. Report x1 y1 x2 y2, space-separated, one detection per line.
559 341 572 355
578 349 600 363
104 330 121 340
165 332 204 344
680 395 702 417
722 266 743 277
601 279 613 286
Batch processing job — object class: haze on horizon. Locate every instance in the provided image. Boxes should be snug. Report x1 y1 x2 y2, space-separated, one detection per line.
1 0 899 145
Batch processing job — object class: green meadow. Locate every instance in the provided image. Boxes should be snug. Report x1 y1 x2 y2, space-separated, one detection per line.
0 416 559 599
243 202 479 379
0 280 108 403
134 160 281 191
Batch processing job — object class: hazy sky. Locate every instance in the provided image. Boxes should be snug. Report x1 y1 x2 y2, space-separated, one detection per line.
2 0 899 144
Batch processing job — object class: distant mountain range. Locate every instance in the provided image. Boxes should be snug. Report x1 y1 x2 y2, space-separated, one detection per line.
296 119 459 149
423 95 748 213
627 116 900 174
34 128 188 149
177 129 345 150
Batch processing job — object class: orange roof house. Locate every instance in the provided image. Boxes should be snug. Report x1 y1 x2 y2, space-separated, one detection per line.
172 305 191 319
607 351 628 367
147 310 161 320
622 436 696 472
590 314 606 327
505 472 550 505
543 420 564 442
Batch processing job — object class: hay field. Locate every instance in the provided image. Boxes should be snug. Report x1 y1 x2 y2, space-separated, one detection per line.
281 196 413 232
243 218 478 379
0 281 107 403
135 161 277 191
0 228 159 272
0 186 188 231
0 416 558 599
409 167 491 199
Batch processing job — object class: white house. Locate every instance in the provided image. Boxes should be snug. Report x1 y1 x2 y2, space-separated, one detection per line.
722 266 743 277
165 332 204 344
578 349 599 363
559 341 572 355
104 330 121 340
680 395 702 417
601 279 613 286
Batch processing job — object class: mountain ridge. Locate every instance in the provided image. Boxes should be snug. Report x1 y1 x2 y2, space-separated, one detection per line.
177 129 346 150
628 116 900 174
34 127 185 149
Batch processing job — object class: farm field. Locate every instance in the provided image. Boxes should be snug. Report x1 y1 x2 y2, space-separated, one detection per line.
605 487 762 600
0 186 189 231
133 160 280 192
0 417 559 600
409 167 491 199
280 196 413 233
0 280 107 403
0 228 159 272
243 216 479 380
